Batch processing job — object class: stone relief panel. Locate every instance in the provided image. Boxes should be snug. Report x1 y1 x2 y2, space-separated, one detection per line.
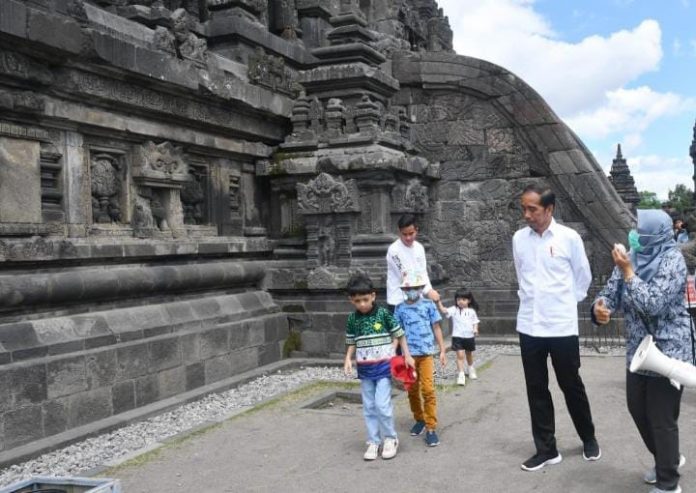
90 152 124 224
247 47 300 97
296 172 360 214
40 143 64 223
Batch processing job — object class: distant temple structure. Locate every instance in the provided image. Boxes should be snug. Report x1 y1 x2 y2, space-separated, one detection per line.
608 144 640 214
0 0 633 460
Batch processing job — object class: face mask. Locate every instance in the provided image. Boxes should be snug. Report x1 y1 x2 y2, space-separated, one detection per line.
628 229 643 253
404 289 421 301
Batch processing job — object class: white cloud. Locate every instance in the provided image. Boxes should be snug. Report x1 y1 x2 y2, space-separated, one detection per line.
564 86 696 141
628 155 694 199
437 0 662 114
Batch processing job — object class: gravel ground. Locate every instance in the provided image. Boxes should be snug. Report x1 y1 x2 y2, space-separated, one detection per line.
0 344 623 488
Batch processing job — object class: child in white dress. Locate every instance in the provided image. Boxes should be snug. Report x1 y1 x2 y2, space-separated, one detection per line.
437 289 480 385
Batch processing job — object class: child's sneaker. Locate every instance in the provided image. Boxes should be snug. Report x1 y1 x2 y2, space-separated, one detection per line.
469 366 478 380
425 430 440 447
457 371 466 385
363 442 379 461
381 437 398 459
410 421 426 436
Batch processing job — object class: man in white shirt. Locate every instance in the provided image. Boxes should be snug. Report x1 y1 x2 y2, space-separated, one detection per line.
386 214 440 311
512 184 600 472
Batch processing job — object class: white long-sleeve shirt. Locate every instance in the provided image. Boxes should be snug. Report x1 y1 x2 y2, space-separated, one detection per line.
512 218 592 337
386 239 432 306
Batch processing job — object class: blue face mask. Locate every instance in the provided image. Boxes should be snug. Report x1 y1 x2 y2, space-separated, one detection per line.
403 289 421 302
628 229 642 253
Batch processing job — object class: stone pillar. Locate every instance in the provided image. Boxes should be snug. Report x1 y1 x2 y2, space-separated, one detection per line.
62 131 90 237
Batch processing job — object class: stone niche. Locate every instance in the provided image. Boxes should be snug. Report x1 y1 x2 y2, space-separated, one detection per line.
130 141 190 239
0 136 42 224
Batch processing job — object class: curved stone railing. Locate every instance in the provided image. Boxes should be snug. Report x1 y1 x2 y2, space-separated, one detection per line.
0 261 267 309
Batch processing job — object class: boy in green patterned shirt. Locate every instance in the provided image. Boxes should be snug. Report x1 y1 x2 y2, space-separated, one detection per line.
344 273 415 461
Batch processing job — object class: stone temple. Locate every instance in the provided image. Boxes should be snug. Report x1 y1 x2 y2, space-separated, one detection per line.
0 0 633 459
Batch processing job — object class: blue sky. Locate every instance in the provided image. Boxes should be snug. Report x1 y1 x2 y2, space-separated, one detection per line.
437 0 696 200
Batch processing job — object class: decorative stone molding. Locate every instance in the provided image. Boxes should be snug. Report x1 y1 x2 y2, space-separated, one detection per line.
296 173 360 214
171 8 208 66
181 166 207 225
132 141 190 188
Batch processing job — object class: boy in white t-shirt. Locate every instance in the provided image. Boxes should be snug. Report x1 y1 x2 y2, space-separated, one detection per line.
437 289 480 385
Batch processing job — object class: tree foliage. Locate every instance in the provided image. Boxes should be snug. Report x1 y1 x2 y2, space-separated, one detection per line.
637 190 661 209
667 184 694 213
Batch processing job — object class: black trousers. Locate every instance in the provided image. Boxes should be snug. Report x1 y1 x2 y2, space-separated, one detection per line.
519 333 596 455
626 370 683 491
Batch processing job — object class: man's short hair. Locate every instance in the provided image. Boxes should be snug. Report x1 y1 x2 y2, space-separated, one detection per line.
397 213 418 230
522 184 555 208
346 273 375 296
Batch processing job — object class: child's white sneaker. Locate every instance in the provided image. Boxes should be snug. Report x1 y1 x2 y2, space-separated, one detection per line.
457 371 466 385
469 367 478 380
363 442 379 461
382 437 399 459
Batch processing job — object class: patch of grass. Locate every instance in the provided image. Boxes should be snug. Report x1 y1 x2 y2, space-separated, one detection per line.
282 329 302 357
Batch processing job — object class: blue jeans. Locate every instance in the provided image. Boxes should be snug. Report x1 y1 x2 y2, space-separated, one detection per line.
360 377 397 444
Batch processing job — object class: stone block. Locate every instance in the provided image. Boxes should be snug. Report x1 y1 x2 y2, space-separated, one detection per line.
229 347 258 375
185 363 204 391
246 320 266 346
27 8 84 55
85 350 117 389
180 332 200 365
47 340 85 356
68 388 112 428
42 398 68 437
4 405 43 449
47 356 87 399
258 343 280 367
325 331 344 354
135 374 159 407
10 364 47 406
112 380 136 415
157 367 186 399
299 330 325 355
204 354 232 384
0 372 9 413
0 322 39 351
0 137 41 223
199 327 229 359
85 334 117 349
228 322 250 349
148 338 181 372
332 313 349 332
0 0 27 38
116 344 149 381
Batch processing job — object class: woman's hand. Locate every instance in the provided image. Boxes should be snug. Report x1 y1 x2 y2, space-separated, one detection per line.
593 298 611 325
612 244 635 281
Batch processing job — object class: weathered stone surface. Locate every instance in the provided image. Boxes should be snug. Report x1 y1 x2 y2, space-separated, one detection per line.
0 137 41 223
47 356 87 399
4 405 43 449
68 388 112 427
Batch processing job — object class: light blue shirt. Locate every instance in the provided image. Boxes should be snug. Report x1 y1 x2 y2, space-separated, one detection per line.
394 299 441 356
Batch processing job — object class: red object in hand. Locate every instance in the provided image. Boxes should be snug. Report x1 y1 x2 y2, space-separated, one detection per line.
390 356 417 392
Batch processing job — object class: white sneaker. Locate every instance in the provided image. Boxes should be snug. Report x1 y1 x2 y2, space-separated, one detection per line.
457 372 466 385
382 437 399 459
644 454 686 484
469 367 478 380
364 442 379 460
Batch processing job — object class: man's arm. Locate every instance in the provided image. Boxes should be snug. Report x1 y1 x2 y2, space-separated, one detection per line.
570 234 592 302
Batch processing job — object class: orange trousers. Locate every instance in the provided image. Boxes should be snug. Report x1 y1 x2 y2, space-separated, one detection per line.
408 355 438 430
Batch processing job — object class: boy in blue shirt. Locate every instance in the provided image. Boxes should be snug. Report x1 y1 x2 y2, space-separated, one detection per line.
344 273 415 460
394 270 446 447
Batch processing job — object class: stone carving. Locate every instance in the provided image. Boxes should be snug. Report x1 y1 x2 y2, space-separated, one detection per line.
171 8 208 65
296 173 360 214
0 238 77 260
40 143 64 223
229 175 240 212
324 98 346 138
0 89 45 114
287 91 314 142
132 141 189 186
270 0 299 40
404 179 429 212
317 220 336 266
247 47 300 97
354 95 381 134
181 167 206 224
90 153 123 224
0 50 54 86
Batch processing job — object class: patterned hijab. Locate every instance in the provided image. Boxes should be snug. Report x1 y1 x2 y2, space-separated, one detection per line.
630 209 677 282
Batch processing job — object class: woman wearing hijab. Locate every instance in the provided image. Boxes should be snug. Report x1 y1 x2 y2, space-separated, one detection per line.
592 209 691 493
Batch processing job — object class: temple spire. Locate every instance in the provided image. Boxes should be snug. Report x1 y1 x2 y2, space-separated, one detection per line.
608 143 640 214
